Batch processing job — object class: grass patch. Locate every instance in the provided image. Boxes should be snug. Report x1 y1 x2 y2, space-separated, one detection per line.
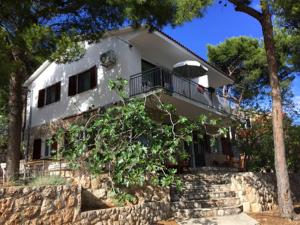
27 175 68 186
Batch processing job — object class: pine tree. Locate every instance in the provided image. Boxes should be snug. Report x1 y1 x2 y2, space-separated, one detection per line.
0 0 211 180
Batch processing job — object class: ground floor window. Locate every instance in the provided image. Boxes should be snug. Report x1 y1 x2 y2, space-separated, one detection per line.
32 138 57 160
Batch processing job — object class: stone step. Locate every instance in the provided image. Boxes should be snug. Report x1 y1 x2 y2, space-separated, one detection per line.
180 179 230 185
171 197 241 209
180 171 235 179
191 167 239 172
171 190 237 201
173 204 243 219
172 184 232 193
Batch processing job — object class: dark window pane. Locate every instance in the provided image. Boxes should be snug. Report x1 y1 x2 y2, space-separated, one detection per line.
68 75 77 96
69 66 97 96
78 71 91 93
55 83 61 102
37 89 45 108
45 141 50 157
33 139 42 159
90 66 97 89
46 82 61 105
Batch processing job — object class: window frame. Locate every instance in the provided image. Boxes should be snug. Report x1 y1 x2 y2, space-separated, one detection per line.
37 81 61 108
68 66 97 97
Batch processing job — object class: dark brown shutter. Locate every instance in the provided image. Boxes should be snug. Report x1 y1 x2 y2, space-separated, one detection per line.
221 137 233 157
205 134 211 153
33 139 42 159
68 75 77 96
90 66 97 89
37 89 45 108
55 82 61 101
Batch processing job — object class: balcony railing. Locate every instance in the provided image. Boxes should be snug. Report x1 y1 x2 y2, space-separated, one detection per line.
129 67 232 115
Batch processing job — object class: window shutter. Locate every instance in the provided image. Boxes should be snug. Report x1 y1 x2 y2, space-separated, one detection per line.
33 139 42 159
205 134 211 153
90 66 97 89
37 89 45 108
68 75 77 96
55 82 61 101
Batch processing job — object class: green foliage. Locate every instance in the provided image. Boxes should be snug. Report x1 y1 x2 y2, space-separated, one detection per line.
208 36 267 106
207 35 299 117
236 115 300 172
0 113 8 160
0 0 212 179
53 78 225 192
108 189 137 206
27 175 68 186
273 0 300 30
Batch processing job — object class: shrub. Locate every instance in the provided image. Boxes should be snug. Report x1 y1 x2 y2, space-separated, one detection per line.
27 175 68 186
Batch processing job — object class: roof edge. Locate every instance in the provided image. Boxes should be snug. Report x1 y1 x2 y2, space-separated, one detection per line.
155 29 234 83
24 60 51 87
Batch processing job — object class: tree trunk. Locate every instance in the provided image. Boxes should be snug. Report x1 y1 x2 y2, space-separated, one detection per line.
260 3 294 218
6 70 23 181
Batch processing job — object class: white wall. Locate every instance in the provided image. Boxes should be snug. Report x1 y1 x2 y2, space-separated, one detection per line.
27 35 141 128
25 29 233 129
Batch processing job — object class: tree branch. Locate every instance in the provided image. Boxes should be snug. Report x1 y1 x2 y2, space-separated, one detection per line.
228 0 263 22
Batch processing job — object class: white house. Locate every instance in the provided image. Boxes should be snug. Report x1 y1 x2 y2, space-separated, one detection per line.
23 27 237 169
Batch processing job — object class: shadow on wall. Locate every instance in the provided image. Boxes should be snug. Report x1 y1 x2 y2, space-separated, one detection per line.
81 189 112 211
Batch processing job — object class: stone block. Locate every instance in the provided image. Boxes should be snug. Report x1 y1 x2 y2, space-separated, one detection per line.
92 188 107 199
242 202 251 212
251 203 262 212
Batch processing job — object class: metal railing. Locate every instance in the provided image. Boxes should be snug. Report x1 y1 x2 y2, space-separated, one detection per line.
0 159 74 186
129 67 232 115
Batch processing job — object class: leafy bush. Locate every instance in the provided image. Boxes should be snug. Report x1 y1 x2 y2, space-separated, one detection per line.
237 114 300 172
27 175 67 186
53 78 225 193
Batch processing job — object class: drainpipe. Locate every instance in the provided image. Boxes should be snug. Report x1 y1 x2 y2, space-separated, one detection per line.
23 88 32 161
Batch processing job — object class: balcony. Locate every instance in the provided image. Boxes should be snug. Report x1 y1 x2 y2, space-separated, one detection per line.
129 67 233 116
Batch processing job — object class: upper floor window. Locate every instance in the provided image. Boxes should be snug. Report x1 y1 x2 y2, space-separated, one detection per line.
68 66 97 96
37 82 61 108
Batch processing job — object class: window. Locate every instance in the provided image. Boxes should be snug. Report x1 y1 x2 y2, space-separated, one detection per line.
68 66 97 96
44 139 57 158
32 139 42 160
37 82 61 108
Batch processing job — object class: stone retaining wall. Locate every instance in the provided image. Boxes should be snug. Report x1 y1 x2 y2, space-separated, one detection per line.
231 172 277 213
77 201 171 225
0 184 170 225
0 185 81 225
230 172 300 213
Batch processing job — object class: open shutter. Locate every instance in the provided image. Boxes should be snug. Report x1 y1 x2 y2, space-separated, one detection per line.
221 137 233 157
90 66 97 89
205 134 211 153
37 89 45 108
33 139 42 159
55 82 61 101
68 75 77 96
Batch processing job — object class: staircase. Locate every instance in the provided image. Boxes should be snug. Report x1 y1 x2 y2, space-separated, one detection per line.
171 170 243 219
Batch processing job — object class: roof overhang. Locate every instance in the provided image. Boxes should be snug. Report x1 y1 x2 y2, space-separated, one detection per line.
24 26 233 87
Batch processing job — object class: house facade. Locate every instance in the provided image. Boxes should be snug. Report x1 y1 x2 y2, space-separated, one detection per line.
23 27 239 169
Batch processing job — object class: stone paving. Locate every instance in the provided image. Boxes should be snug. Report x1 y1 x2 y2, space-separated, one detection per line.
176 213 259 225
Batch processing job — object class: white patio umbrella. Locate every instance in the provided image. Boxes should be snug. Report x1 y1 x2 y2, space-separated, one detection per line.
173 60 208 78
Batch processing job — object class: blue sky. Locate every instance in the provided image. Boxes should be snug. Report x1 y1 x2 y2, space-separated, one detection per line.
162 1 300 122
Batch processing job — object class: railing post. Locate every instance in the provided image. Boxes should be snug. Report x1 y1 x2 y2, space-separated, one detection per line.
188 79 191 98
211 91 213 107
160 68 163 87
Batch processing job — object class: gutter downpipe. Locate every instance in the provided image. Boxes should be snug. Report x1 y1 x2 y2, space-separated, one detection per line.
23 88 32 161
